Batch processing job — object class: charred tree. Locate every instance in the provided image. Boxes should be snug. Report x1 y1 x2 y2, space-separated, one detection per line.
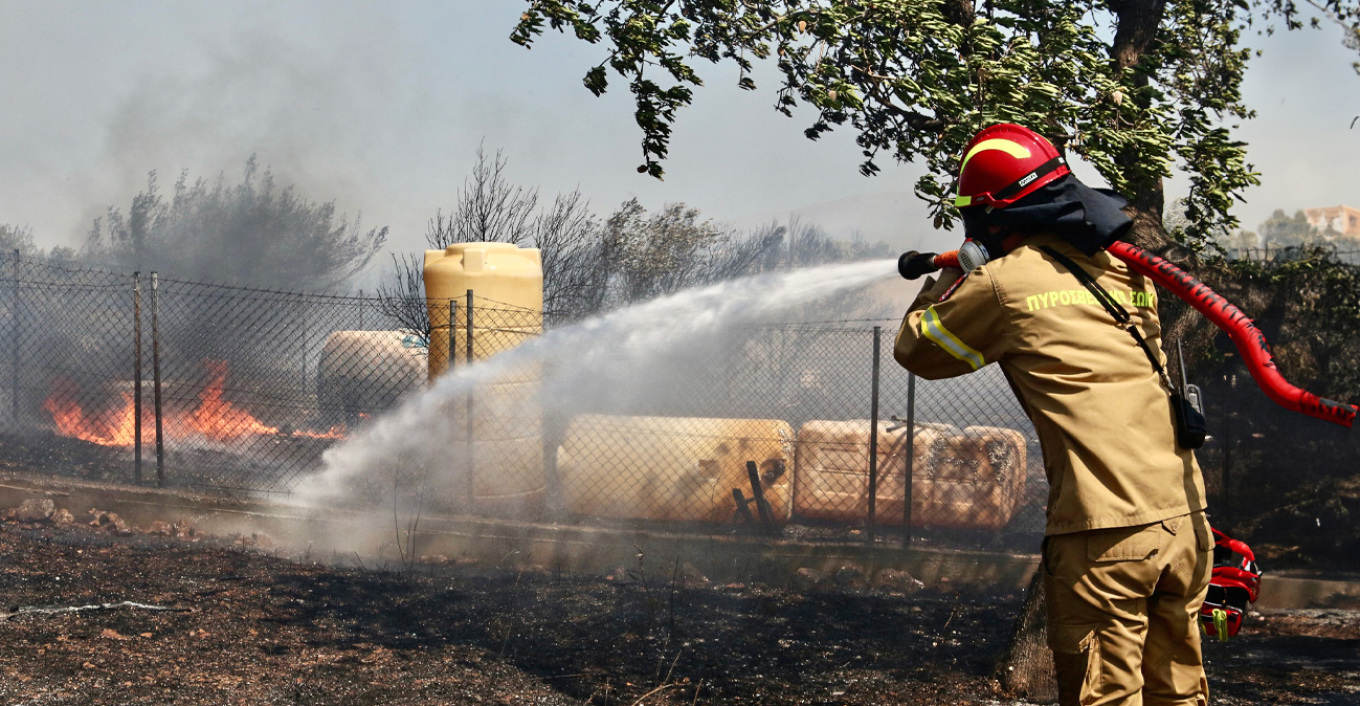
995 568 1056 702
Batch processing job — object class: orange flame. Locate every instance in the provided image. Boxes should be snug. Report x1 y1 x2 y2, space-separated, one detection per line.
188 360 279 441
43 360 349 447
43 389 152 447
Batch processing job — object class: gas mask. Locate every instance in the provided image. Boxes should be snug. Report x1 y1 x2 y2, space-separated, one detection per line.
956 238 993 274
957 208 1012 273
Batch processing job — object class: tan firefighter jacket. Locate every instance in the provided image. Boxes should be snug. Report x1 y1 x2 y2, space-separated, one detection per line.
894 232 1206 536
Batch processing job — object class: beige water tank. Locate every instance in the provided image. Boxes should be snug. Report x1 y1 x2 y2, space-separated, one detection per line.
918 426 1028 531
557 415 795 523
430 380 546 507
423 242 545 510
317 331 426 426
423 242 543 379
793 420 946 524
793 422 1028 530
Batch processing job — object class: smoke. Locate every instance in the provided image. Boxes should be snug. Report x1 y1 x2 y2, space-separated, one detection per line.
3 15 417 260
291 259 899 514
99 31 402 219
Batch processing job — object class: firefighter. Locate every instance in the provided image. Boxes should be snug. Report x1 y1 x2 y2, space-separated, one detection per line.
894 123 1213 706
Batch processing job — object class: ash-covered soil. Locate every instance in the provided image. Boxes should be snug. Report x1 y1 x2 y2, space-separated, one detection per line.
1 518 1358 705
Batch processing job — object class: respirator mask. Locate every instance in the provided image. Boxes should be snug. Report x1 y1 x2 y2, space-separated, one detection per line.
956 208 1010 273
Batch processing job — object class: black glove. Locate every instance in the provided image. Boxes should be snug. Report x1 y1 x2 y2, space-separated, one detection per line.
898 251 939 280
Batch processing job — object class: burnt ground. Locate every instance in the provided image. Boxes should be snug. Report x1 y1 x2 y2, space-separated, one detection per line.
1 520 1358 705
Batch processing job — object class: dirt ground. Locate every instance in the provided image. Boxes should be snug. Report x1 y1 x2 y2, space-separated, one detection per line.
1 516 1358 705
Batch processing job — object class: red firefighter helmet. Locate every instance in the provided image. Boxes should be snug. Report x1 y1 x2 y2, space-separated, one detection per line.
1200 528 1262 641
954 123 1071 209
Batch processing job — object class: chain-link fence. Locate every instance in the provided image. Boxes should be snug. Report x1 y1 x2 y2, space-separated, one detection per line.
4 253 1354 563
0 257 423 493
148 277 429 492
0 255 1043 542
2 259 137 478
548 325 1044 544
1228 246 1360 265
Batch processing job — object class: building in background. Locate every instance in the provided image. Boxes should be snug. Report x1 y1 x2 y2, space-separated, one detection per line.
1304 205 1360 244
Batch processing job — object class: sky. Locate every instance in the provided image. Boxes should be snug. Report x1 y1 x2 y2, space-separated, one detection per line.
1 1 1357 271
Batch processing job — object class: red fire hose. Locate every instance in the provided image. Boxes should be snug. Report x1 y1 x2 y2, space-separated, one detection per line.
903 243 1358 428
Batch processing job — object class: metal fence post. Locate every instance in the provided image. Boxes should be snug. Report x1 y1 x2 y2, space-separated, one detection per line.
9 250 19 423
454 297 465 378
903 371 916 547
300 308 309 394
465 288 475 510
133 272 143 484
151 272 165 488
867 326 881 542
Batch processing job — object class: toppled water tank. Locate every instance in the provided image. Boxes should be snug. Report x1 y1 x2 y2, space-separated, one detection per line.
793 420 944 524
793 421 1028 530
557 415 795 523
920 425 1029 531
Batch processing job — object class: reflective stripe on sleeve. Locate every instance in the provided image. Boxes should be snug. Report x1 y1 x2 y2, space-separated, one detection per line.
920 306 985 370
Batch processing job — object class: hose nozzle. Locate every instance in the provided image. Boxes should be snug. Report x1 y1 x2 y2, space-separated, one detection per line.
898 250 961 280
898 251 940 280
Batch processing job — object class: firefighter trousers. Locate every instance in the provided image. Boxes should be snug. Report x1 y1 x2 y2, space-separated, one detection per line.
1043 510 1213 706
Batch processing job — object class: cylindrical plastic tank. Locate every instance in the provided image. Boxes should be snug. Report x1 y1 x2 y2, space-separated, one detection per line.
557 415 795 523
424 242 543 378
317 331 426 426
423 242 545 511
792 420 947 524
430 383 547 506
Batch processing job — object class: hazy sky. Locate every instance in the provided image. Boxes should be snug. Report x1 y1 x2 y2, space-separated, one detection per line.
1 1 1357 263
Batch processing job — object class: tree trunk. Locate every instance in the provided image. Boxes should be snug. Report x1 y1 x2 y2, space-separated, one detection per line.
996 567 1057 702
1108 0 1172 235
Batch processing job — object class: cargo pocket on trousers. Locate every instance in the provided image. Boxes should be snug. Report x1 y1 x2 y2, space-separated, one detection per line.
1050 627 1102 705
1194 512 1213 553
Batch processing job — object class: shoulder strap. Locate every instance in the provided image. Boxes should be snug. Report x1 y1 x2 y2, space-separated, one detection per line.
1038 245 1171 386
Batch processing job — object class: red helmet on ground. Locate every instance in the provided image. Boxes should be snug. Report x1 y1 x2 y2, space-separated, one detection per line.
1211 528 1261 601
954 123 1071 209
1200 527 1263 641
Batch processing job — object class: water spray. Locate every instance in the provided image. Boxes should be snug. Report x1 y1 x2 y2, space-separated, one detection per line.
295 259 900 510
898 244 1358 428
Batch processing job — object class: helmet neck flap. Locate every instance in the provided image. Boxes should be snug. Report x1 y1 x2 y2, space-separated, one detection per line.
961 174 1134 256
